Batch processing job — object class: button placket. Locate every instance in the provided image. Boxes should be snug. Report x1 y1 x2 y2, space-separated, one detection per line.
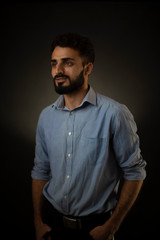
63 111 75 212
66 111 74 165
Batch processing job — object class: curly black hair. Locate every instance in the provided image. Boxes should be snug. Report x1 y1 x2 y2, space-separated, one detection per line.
51 33 95 65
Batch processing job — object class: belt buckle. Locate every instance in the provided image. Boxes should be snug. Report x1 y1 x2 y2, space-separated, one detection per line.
63 216 82 229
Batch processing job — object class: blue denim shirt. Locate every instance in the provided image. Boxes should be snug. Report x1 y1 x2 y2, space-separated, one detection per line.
31 86 146 216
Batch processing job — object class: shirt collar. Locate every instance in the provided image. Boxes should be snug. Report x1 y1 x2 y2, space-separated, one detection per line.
53 85 97 110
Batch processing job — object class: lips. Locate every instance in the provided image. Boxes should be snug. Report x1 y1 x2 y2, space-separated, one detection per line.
56 77 67 80
55 75 69 84
55 77 66 83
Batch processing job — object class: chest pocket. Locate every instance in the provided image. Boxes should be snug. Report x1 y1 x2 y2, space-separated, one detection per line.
79 136 107 165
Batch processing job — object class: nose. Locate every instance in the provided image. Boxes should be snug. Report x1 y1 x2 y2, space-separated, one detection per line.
55 63 64 75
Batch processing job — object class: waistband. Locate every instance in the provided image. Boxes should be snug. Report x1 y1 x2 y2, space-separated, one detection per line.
62 211 112 230
41 196 112 231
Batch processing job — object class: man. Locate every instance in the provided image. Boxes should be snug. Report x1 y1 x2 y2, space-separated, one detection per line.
31 33 146 240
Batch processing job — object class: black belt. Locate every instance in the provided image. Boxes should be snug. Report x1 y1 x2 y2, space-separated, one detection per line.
62 211 112 230
41 196 112 231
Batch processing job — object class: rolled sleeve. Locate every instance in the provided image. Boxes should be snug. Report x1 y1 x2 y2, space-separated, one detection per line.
112 104 146 181
31 111 51 181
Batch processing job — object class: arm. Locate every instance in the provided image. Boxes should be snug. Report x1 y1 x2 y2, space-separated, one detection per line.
32 179 51 240
90 106 146 240
90 180 143 240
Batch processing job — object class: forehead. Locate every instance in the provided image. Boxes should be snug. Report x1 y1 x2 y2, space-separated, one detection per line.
51 46 81 61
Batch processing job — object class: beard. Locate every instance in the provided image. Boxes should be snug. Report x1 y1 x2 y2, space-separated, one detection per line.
53 70 85 95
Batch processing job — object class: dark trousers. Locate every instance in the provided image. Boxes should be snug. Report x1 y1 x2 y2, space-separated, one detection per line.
43 226 93 240
41 196 112 240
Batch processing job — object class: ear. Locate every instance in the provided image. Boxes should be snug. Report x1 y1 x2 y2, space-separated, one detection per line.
84 62 93 76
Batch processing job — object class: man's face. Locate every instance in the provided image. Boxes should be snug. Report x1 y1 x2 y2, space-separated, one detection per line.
51 46 85 95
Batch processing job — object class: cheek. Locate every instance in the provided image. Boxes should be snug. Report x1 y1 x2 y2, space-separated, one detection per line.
64 68 74 78
51 68 55 77
70 68 83 78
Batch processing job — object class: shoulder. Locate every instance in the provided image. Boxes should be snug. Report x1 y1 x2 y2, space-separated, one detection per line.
40 103 54 116
96 92 127 113
96 92 134 123
37 102 57 126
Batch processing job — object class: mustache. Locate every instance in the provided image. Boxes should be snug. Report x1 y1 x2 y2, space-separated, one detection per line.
53 74 70 81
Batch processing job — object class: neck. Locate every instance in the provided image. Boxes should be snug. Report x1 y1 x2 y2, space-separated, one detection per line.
64 84 89 110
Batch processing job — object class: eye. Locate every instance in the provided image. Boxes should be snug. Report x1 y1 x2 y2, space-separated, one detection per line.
51 61 57 67
64 61 73 66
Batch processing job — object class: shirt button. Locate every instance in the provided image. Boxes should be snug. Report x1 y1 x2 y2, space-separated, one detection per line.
64 195 68 199
67 175 70 179
68 153 71 157
68 132 72 136
71 111 74 115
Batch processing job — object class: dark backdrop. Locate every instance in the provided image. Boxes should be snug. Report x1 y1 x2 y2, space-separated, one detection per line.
1 1 160 239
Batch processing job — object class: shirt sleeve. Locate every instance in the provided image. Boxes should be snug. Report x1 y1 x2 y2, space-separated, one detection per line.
31 111 51 181
112 104 147 181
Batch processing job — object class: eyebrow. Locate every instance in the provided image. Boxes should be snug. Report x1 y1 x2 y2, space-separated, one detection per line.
51 57 75 62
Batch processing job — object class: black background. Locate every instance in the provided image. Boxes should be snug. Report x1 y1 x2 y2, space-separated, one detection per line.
1 1 160 239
